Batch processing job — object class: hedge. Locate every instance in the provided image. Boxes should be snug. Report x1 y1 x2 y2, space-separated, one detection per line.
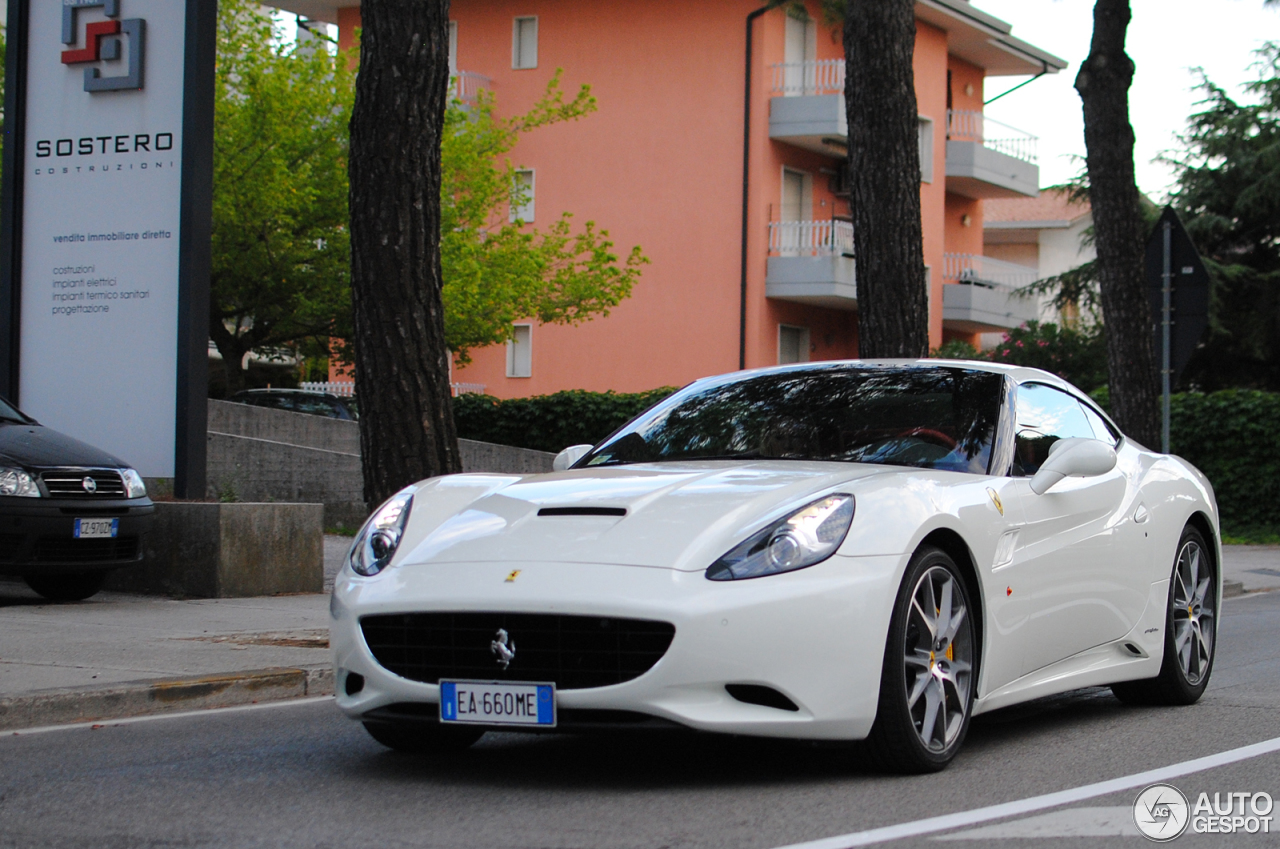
453 387 678 455
1168 391 1280 531
455 386 1280 532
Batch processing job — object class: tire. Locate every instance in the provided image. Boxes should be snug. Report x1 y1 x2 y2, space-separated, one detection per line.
1112 526 1216 706
23 571 107 601
362 721 484 754
864 545 977 773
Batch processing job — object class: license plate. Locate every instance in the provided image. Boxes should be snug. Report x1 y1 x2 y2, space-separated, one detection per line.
74 518 118 539
439 680 556 727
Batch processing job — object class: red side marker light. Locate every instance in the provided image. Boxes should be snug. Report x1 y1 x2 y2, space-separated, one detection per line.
1006 587 1013 596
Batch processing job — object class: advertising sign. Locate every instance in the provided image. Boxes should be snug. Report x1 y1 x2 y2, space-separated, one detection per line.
0 0 213 491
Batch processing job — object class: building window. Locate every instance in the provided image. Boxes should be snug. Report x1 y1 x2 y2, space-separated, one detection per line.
513 16 538 69
510 169 535 223
778 325 810 365
507 324 532 377
918 117 934 184
448 21 458 71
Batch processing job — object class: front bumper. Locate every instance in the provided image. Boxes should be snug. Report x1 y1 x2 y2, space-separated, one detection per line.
0 497 155 575
331 553 904 741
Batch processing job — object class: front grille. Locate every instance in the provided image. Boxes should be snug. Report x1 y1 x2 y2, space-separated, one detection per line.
40 470 126 498
361 612 676 691
34 536 139 563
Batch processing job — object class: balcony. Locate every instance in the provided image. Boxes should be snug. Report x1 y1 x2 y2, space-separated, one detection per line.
768 60 847 157
945 110 1040 199
766 220 857 310
941 253 1040 332
450 70 491 104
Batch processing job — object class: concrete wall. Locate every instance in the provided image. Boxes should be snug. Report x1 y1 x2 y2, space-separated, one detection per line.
106 502 323 598
206 400 555 526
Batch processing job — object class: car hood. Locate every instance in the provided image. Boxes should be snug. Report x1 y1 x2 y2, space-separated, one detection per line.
0 421 127 469
397 462 898 572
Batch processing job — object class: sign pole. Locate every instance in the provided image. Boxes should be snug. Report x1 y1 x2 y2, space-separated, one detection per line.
1161 220 1172 454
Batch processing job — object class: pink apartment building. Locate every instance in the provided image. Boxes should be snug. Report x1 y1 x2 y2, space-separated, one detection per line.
276 0 1064 398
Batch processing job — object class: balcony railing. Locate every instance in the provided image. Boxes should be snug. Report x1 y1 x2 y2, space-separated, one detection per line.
450 70 491 103
942 253 1039 290
769 219 855 257
946 110 1038 164
770 59 845 96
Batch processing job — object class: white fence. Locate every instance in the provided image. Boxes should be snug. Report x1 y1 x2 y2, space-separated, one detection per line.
942 253 1039 290
451 70 491 103
300 380 487 398
946 110 1038 164
770 59 844 96
769 219 855 257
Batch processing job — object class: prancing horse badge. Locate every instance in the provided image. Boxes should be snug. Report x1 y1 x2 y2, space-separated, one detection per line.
986 487 1004 516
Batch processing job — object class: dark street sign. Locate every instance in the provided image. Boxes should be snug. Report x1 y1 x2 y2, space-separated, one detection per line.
1146 206 1210 385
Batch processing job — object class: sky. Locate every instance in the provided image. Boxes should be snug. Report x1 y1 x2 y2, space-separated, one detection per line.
974 0 1280 200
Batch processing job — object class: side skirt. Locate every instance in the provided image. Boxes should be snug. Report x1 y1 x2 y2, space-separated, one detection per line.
973 579 1169 716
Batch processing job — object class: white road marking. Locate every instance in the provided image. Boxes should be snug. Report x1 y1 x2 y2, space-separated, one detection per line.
931 806 1137 840
771 734 1280 849
3 695 335 737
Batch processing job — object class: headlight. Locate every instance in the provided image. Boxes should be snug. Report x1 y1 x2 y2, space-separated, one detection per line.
706 494 854 581
121 468 147 499
348 486 416 577
0 467 40 497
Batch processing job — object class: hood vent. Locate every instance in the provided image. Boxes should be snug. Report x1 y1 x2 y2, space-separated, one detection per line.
537 507 626 517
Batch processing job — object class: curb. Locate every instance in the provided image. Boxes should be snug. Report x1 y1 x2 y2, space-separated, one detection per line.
0 665 334 732
1223 580 1246 599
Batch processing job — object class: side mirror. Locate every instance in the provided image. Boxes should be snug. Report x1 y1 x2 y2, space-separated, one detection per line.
1030 437 1117 495
553 444 593 472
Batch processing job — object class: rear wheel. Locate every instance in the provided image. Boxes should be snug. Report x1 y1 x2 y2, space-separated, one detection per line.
864 546 976 773
23 571 107 601
362 721 484 754
1112 526 1216 706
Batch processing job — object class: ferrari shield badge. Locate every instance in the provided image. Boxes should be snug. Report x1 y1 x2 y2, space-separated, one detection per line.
986 487 1004 516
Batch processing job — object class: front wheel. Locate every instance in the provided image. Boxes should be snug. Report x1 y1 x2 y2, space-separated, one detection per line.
24 571 107 601
362 721 484 754
864 545 976 773
1112 526 1216 706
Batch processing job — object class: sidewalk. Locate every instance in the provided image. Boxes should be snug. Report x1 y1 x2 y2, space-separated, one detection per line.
0 538 1275 731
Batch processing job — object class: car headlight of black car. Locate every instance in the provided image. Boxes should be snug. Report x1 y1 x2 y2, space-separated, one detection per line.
0 467 40 497
348 487 416 577
121 468 147 499
706 494 855 581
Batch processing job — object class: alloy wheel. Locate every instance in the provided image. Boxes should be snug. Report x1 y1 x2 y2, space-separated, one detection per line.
902 565 974 753
1172 539 1215 686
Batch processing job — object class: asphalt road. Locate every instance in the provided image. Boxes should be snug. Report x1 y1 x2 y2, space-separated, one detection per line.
2 591 1278 849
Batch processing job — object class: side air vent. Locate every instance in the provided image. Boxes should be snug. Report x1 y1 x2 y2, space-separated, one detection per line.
725 684 800 712
537 507 627 517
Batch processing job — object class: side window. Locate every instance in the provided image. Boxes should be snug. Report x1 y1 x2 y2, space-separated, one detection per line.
1012 383 1096 476
1080 403 1120 446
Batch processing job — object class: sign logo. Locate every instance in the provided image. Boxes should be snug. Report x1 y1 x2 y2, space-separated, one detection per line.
81 476 97 494
1134 783 1191 842
490 628 516 669
61 0 146 92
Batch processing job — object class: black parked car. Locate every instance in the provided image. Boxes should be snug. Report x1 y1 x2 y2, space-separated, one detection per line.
226 388 357 420
0 396 154 601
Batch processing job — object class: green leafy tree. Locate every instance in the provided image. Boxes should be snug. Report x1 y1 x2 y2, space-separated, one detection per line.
1167 43 1280 390
211 0 355 393
441 74 647 363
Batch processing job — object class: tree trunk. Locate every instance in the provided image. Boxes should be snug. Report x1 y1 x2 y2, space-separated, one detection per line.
1075 0 1160 447
348 0 461 510
209 321 249 395
845 0 929 358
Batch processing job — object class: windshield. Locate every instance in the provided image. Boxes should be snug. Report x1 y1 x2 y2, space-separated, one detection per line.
580 365 1005 474
0 396 29 423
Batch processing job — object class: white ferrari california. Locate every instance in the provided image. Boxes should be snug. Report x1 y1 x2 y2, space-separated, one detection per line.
330 360 1219 772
